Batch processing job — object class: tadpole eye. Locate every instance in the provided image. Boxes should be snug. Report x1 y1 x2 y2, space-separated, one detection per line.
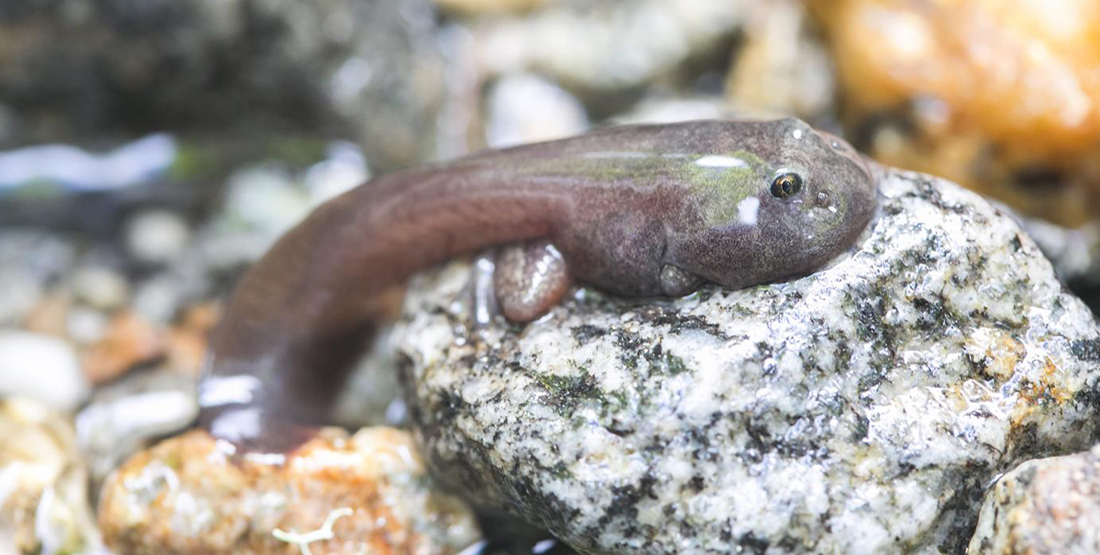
770 172 803 199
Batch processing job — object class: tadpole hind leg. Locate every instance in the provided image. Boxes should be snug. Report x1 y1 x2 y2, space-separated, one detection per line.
493 240 572 323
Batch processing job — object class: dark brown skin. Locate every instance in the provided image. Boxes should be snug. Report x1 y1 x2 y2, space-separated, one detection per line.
198 118 876 453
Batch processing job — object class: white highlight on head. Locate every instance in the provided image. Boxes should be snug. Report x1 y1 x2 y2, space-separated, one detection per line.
737 197 760 226
695 155 747 168
792 128 804 139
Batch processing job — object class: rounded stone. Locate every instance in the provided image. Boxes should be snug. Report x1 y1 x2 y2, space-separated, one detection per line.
124 210 192 266
0 331 89 412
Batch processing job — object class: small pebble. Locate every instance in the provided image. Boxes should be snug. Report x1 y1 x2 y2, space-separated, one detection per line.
124 210 192 265
80 311 166 385
303 141 370 205
65 306 109 345
0 331 88 412
0 270 42 326
223 166 311 235
485 73 588 148
70 266 129 311
132 275 185 324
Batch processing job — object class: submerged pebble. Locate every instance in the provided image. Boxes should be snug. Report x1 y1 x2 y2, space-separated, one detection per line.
396 168 1100 554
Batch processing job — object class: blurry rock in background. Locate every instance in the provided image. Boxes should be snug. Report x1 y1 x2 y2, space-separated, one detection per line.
0 398 103 555
611 95 735 126
725 0 834 121
0 332 87 413
0 0 445 174
466 0 746 116
433 0 550 16
483 73 588 148
813 0 1100 227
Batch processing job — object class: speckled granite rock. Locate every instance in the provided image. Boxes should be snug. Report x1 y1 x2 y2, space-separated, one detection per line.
395 168 1100 554
98 427 481 555
0 398 102 555
968 444 1100 555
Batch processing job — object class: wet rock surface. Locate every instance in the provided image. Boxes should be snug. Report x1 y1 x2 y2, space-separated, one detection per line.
968 444 1100 555
97 427 482 555
395 168 1100 554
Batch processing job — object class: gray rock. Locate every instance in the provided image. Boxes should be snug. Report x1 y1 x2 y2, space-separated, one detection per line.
968 444 1100 555
394 168 1100 554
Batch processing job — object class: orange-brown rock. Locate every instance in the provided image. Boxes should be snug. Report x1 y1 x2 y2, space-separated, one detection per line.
165 302 221 376
814 0 1100 226
81 311 166 384
98 427 481 555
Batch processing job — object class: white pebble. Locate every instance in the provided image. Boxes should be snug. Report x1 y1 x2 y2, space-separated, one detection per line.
71 266 129 310
125 210 192 265
0 331 88 412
